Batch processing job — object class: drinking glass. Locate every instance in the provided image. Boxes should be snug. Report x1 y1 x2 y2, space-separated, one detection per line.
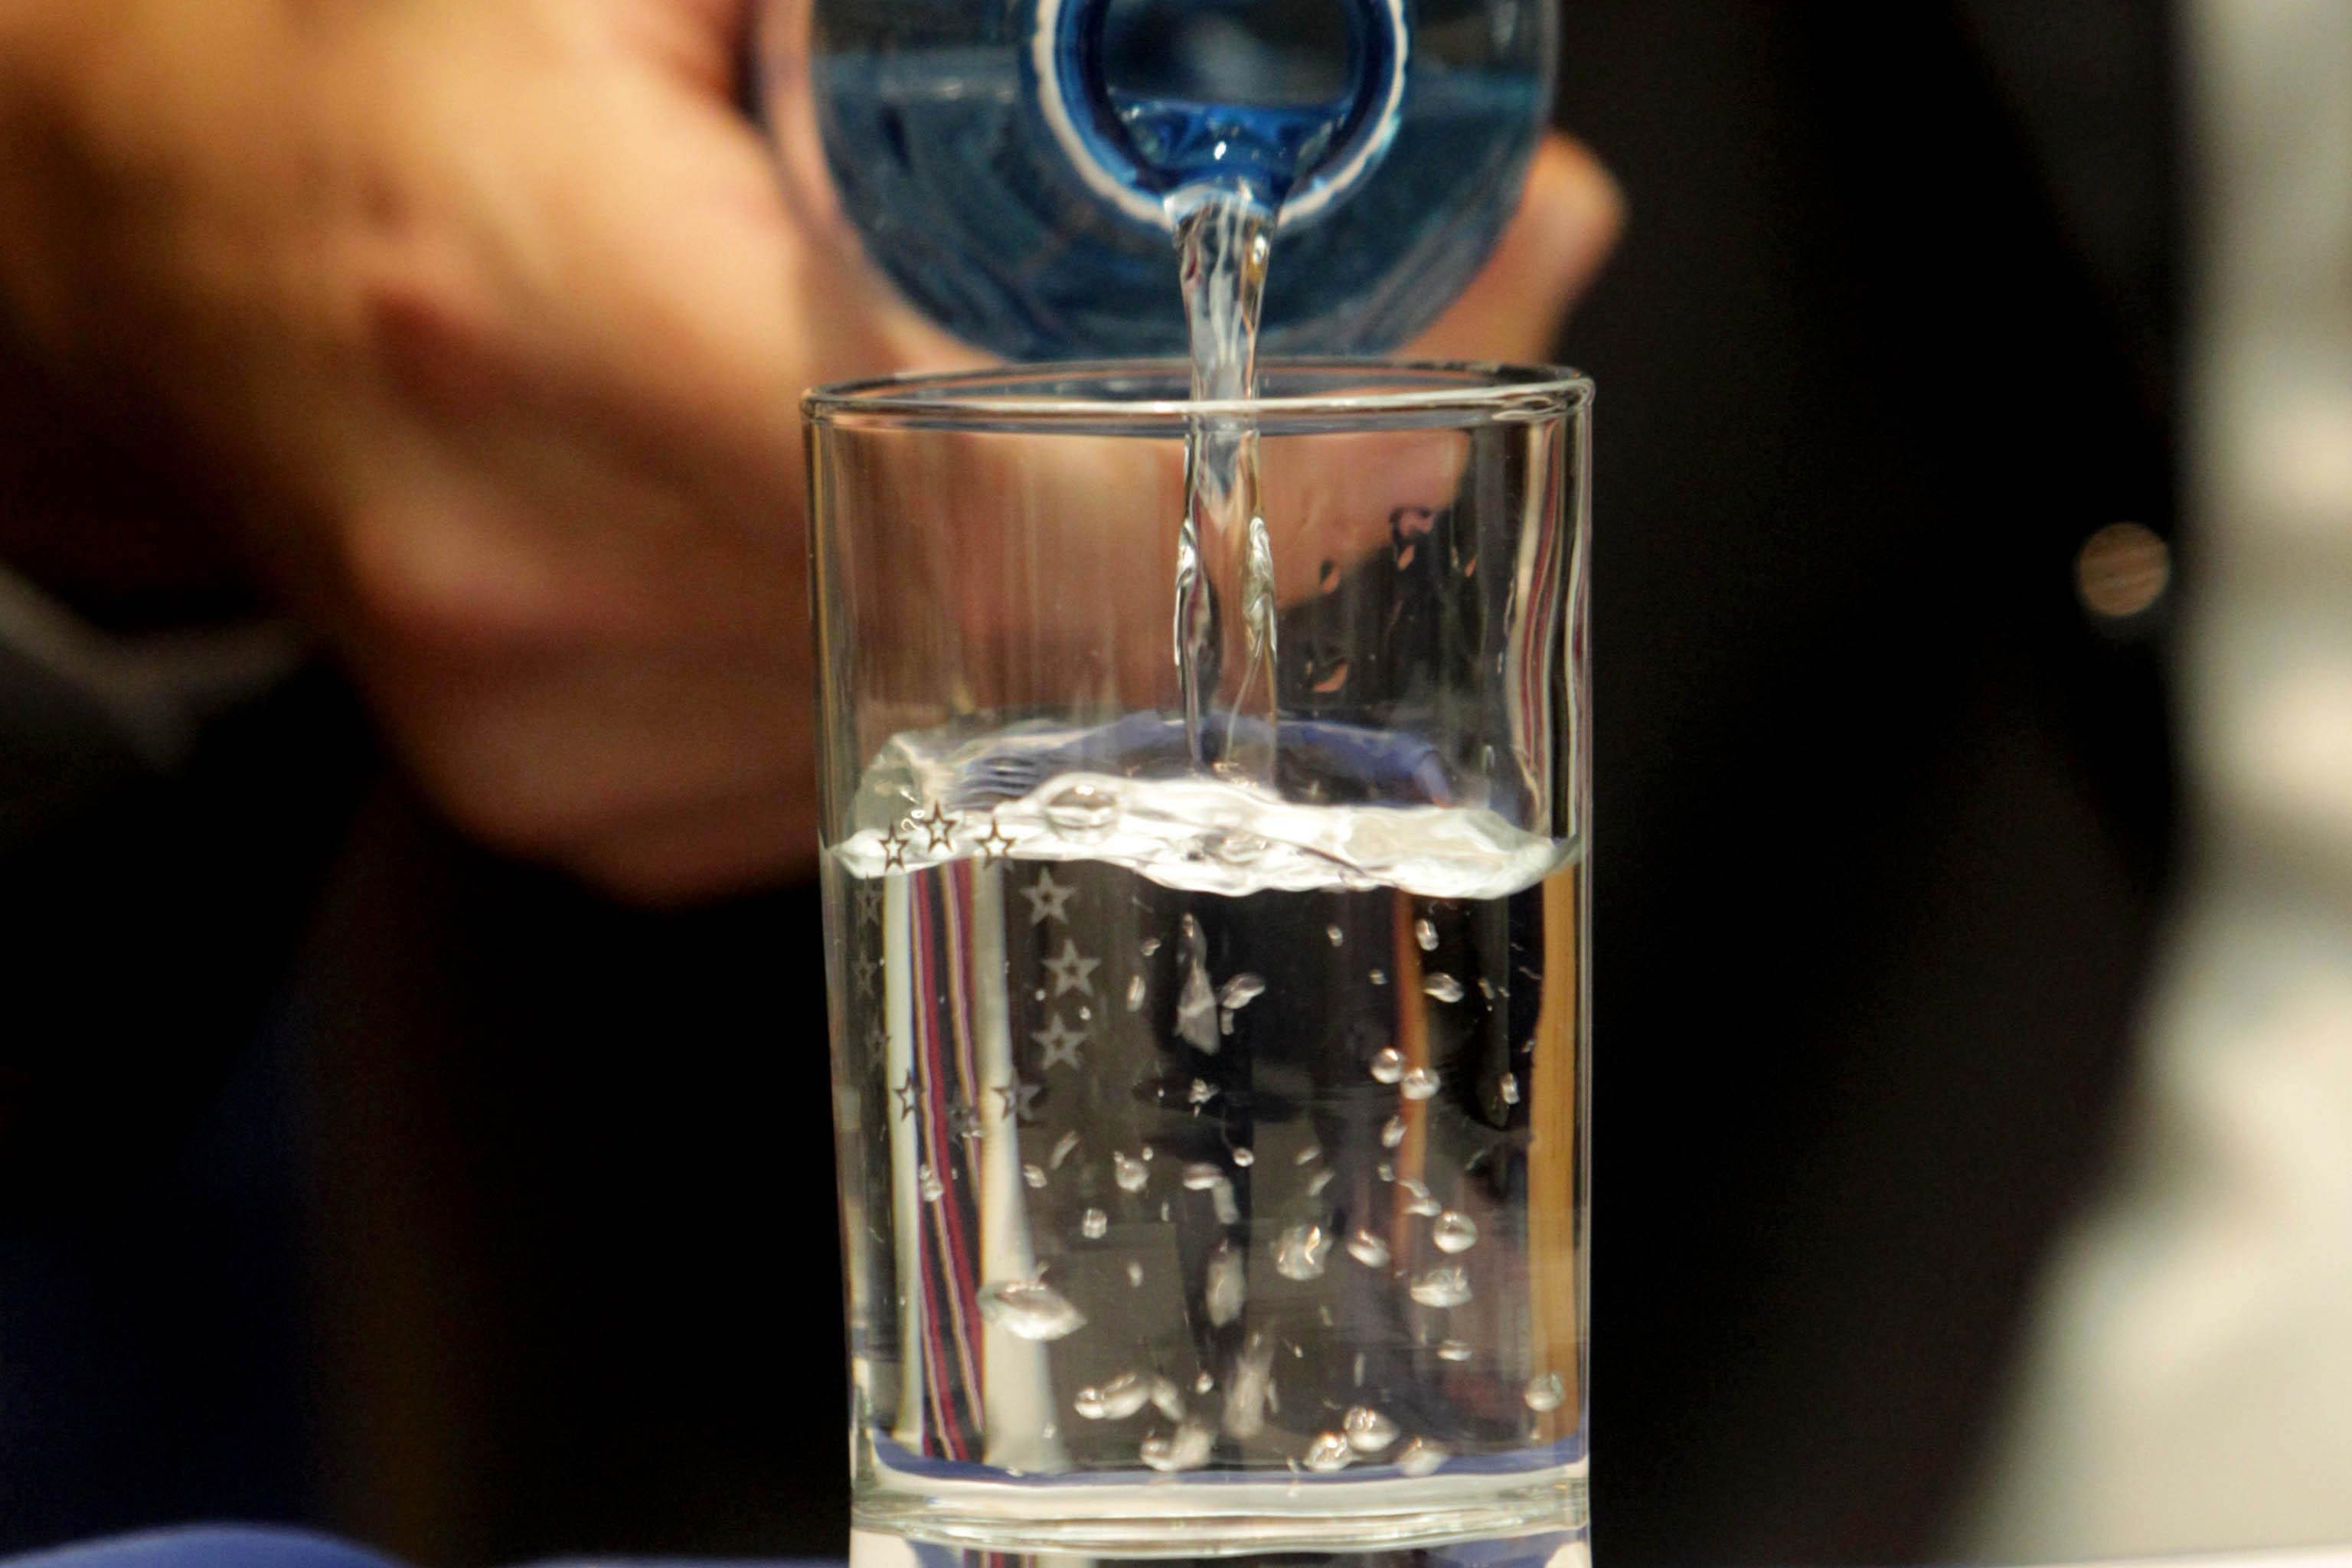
805 361 1589 1565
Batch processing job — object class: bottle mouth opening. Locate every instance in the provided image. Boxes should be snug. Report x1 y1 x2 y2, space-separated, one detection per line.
1031 0 1410 232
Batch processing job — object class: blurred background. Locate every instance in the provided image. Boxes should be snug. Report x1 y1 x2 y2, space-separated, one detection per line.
2 2 2347 1566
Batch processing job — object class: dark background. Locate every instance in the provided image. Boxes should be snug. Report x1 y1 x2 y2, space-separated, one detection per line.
0 2 2179 1565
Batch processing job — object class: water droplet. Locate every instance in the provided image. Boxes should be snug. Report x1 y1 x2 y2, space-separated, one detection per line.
1205 1241 1246 1325
1400 1178 1442 1217
1437 1339 1474 1362
1409 1266 1472 1308
1402 1066 1441 1101
1142 1145 1155 1160
978 1278 1087 1341
1023 1163 1048 1190
1294 1145 1322 1166
1220 975 1266 1012
1074 1387 1109 1420
1346 1230 1391 1268
1396 1437 1449 1477
1050 1131 1080 1168
1302 1431 1355 1472
1082 1207 1108 1240
1327 925 1345 946
1126 975 1147 1012
1352 1351 1366 1387
1343 1406 1399 1453
1433 1211 1479 1253
1126 1260 1145 1287
1423 974 1465 1004
1210 831 1270 867
1369 968 1389 986
1187 1079 1217 1106
1478 978 1496 999
1044 781 1120 838
1114 1152 1148 1193
1194 1370 1215 1395
1369 1047 1405 1084
919 1165 945 1202
1274 1223 1332 1281
1232 1147 1256 1167
1375 1161 1396 1183
1150 1375 1187 1420
1307 1168 1335 1196
1524 1372 1566 1412
1381 1114 1407 1148
1140 936 1162 957
1181 1161 1224 1190
1415 918 1439 952
1500 1072 1521 1106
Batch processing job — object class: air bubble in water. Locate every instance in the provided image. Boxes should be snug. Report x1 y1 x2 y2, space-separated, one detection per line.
977 1279 1086 1341
1194 1370 1215 1395
1114 1152 1148 1193
1423 974 1465 1004
1126 1260 1145 1287
1182 1162 1223 1190
1126 975 1147 1012
1082 1207 1108 1240
1433 1211 1479 1253
1307 1168 1335 1196
1375 1161 1396 1183
1205 1241 1245 1325
1274 1223 1332 1281
1232 1147 1256 1167
1223 1333 1276 1438
1218 974 1266 1011
919 1165 944 1202
1402 1066 1440 1101
1369 968 1389 986
1327 925 1345 946
1050 1131 1080 1168
1396 1437 1449 1477
1415 918 1439 952
1295 1145 1322 1166
1150 1376 1187 1420
1346 1230 1391 1268
1501 1071 1521 1106
1085 1371 1154 1419
1437 1339 1473 1362
1524 1372 1566 1412
1381 1115 1407 1148
1175 915 1220 1053
1343 1406 1399 1453
1044 781 1120 837
1302 1431 1354 1472
1409 1266 1472 1308
1140 936 1162 957
1400 1178 1442 1217
1023 1163 1047 1190
1188 1080 1217 1107
1141 1422 1214 1472
1369 1047 1405 1084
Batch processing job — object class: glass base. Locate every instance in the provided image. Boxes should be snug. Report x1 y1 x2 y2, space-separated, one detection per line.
852 1455 1586 1559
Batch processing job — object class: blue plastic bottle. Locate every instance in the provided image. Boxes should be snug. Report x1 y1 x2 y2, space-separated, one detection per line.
758 0 1555 360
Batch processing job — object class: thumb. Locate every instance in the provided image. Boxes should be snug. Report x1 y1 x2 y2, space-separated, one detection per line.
1407 135 1623 365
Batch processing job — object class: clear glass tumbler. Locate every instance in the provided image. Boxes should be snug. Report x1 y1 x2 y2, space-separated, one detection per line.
805 361 1590 1563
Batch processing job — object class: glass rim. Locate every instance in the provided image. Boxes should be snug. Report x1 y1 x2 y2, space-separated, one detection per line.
803 357 1592 432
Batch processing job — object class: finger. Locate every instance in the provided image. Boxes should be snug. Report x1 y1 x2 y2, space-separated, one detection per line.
1409 135 1624 364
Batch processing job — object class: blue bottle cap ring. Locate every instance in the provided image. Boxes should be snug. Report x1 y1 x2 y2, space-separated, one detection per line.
1030 0 1410 231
